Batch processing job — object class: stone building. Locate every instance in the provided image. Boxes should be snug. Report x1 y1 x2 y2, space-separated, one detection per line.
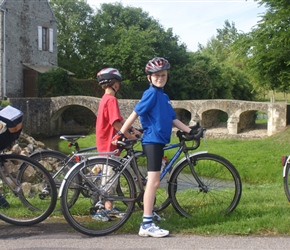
0 0 58 98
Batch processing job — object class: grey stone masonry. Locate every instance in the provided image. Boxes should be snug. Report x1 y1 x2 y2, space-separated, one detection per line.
0 0 57 97
9 97 288 138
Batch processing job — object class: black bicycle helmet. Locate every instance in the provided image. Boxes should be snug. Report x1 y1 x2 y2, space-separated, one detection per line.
97 68 122 85
145 57 170 75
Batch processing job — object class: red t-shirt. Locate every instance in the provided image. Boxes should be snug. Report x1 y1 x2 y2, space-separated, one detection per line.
96 94 123 154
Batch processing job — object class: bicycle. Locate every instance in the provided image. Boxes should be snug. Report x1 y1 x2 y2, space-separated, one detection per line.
0 105 57 226
59 123 242 236
29 135 97 210
282 155 290 201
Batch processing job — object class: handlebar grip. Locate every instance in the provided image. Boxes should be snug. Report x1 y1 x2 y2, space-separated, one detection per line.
189 127 205 140
176 126 205 141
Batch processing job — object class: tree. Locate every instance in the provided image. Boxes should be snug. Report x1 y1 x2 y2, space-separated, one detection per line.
49 0 95 78
90 3 190 86
50 1 190 99
194 21 255 100
245 0 290 94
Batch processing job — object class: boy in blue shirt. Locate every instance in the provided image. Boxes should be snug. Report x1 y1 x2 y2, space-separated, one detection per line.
113 57 193 237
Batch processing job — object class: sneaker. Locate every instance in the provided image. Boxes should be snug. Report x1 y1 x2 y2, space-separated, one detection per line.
153 211 165 222
138 223 169 238
92 210 111 222
106 207 125 218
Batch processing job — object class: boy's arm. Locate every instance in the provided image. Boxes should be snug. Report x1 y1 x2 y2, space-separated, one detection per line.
112 111 139 144
112 120 132 139
172 119 191 133
119 111 139 134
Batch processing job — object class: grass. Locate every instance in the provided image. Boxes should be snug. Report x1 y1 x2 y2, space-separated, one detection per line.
54 127 290 235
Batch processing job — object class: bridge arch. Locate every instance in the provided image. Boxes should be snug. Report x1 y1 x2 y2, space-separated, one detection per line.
49 96 100 135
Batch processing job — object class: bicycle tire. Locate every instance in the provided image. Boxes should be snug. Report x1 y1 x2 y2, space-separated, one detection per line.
283 162 290 201
60 157 136 236
29 150 81 210
0 154 57 226
169 153 242 217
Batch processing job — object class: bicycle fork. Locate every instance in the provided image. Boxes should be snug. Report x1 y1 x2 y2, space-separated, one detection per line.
184 153 209 193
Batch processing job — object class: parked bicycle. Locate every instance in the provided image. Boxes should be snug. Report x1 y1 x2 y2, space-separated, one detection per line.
59 123 242 236
0 105 57 226
29 135 97 210
282 155 290 201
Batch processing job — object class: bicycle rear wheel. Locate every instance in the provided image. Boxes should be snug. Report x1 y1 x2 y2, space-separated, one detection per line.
283 161 290 201
0 154 57 226
169 153 242 217
60 158 136 236
29 150 81 210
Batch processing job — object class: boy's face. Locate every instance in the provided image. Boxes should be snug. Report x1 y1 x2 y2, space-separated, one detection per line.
148 70 168 88
113 81 121 92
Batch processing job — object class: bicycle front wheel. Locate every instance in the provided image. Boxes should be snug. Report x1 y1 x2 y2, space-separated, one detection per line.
169 153 242 217
60 158 136 236
0 154 57 226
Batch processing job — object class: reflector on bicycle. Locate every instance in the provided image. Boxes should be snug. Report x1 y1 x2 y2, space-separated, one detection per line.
282 156 288 166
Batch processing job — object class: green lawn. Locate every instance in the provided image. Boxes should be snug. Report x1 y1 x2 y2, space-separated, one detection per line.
54 126 290 235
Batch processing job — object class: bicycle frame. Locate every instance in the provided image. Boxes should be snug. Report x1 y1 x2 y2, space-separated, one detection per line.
58 150 119 198
51 146 97 180
162 142 209 191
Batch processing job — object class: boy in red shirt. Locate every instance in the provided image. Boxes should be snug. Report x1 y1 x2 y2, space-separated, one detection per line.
94 68 139 221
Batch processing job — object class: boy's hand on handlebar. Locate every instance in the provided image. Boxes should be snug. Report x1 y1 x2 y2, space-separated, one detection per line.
112 131 125 145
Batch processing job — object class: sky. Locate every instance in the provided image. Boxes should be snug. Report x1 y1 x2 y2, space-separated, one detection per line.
86 0 266 52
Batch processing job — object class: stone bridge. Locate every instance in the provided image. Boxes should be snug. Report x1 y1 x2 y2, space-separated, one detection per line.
9 96 289 138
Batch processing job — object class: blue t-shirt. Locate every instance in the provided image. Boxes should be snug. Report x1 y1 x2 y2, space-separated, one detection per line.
134 84 177 145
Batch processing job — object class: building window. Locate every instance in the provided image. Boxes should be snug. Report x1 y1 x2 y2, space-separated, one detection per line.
38 26 53 52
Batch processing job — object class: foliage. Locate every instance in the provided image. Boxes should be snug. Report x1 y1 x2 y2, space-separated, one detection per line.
49 0 95 78
194 21 256 101
0 99 10 107
47 0 289 101
49 0 250 101
36 68 104 97
69 78 103 97
233 0 290 96
36 68 71 97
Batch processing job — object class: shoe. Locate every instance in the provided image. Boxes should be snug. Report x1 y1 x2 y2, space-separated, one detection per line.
0 195 10 208
92 210 111 222
106 207 125 218
138 223 169 238
153 211 165 222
